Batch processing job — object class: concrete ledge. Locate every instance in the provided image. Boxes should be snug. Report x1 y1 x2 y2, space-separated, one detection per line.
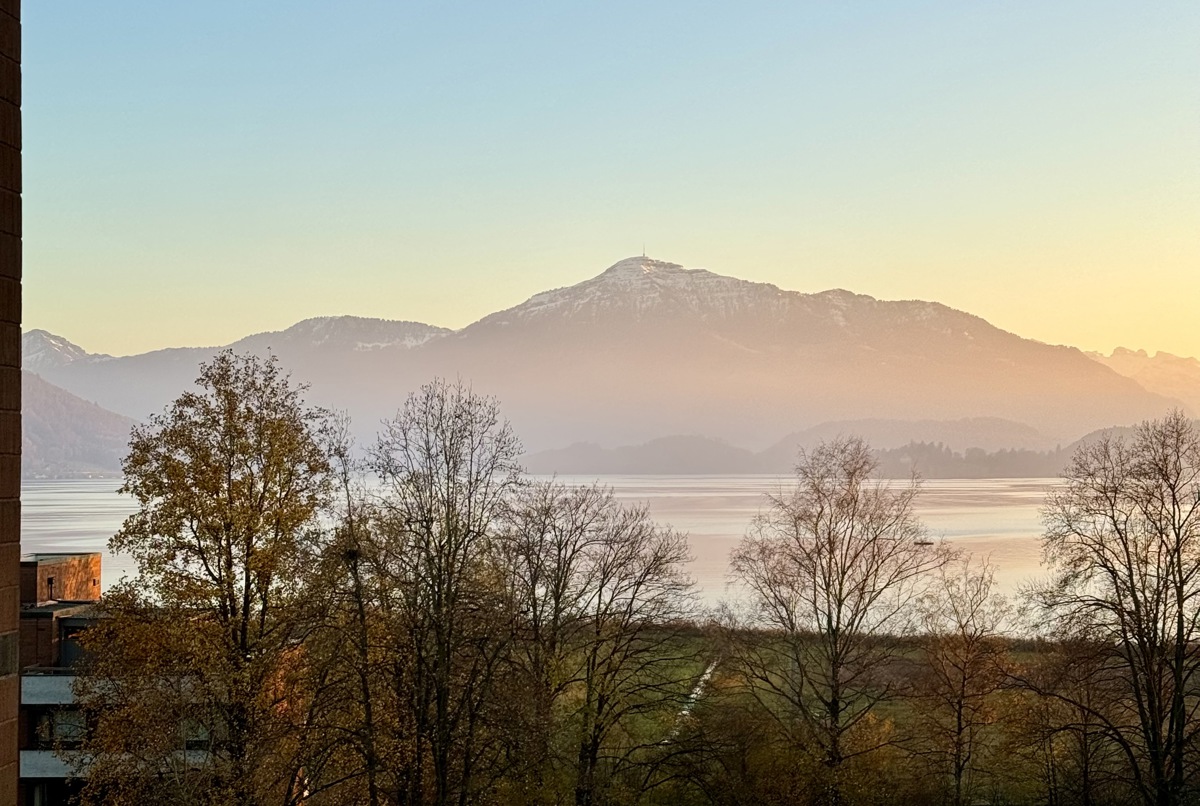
20 675 75 705
19 750 76 779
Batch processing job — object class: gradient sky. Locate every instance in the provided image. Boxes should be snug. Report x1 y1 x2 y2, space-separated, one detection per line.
22 2 1200 357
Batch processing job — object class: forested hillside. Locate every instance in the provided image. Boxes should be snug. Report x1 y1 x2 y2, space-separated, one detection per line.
22 371 133 477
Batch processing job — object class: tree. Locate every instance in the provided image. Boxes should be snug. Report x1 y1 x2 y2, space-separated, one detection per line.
369 378 523 806
729 436 950 805
75 351 334 806
319 422 388 806
912 558 1010 806
501 480 699 806
1006 637 1132 806
1030 410 1200 806
500 481 614 803
289 418 411 806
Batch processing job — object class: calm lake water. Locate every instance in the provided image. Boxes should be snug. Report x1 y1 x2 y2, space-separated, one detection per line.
21 476 1056 602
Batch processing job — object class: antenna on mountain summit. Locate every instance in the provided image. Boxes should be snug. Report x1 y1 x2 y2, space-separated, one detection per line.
642 243 646 258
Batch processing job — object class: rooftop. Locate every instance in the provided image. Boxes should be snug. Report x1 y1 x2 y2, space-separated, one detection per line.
20 552 102 563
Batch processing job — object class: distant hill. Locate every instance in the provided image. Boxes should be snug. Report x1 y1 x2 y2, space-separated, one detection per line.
20 317 451 424
22 371 134 478
522 419 1193 478
523 436 759 475
873 442 1068 479
230 316 451 354
755 417 1054 468
26 257 1184 452
523 434 1070 478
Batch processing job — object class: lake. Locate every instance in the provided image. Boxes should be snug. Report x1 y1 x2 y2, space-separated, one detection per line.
21 476 1056 602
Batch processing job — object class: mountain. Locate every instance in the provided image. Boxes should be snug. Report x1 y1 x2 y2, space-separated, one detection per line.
429 257 1180 447
26 257 1184 450
22 371 135 477
22 329 111 373
23 316 451 422
230 316 450 354
1087 348 1200 414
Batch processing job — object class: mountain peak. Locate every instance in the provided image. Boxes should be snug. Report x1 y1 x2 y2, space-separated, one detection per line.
600 256 685 276
592 256 726 289
22 329 108 373
474 256 787 328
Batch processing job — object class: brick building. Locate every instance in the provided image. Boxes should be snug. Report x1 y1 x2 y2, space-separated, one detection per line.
0 0 20 803
18 554 100 805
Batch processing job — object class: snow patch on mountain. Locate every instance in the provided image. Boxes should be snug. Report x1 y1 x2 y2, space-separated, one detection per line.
477 256 800 326
471 256 993 344
233 316 451 352
22 329 110 373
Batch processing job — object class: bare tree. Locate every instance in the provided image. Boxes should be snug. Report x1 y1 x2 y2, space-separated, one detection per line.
500 481 614 803
294 418 405 806
1029 410 1200 806
729 436 950 805
913 557 1010 806
1007 638 1131 806
501 480 699 806
370 379 523 806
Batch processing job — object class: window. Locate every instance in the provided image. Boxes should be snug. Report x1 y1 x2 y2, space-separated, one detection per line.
181 717 211 751
59 624 90 667
33 708 86 750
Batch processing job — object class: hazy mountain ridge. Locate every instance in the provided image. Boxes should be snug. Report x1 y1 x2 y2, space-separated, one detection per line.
22 371 134 477
25 256 1187 451
1088 348 1200 414
522 423 1166 478
761 416 1053 456
21 317 453 421
443 258 1179 447
523 434 1068 478
231 316 451 353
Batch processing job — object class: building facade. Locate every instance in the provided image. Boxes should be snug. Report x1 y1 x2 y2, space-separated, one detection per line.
18 554 101 806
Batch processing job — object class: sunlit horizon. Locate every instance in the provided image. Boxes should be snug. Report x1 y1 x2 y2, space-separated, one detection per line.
20 252 1200 362
20 2 1200 358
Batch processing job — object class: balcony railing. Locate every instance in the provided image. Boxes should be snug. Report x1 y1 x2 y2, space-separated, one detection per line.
21 674 76 706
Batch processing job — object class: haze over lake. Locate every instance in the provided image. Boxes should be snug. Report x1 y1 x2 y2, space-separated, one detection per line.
22 476 1054 602
555 475 1052 601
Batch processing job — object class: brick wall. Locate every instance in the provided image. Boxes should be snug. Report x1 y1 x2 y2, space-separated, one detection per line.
16 617 49 670
0 0 18 801
21 556 101 604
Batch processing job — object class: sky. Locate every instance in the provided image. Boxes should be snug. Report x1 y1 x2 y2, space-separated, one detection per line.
22 2 1200 357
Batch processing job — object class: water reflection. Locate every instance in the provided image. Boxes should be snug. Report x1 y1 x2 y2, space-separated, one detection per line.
553 475 1057 602
22 476 1059 603
21 479 137 590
